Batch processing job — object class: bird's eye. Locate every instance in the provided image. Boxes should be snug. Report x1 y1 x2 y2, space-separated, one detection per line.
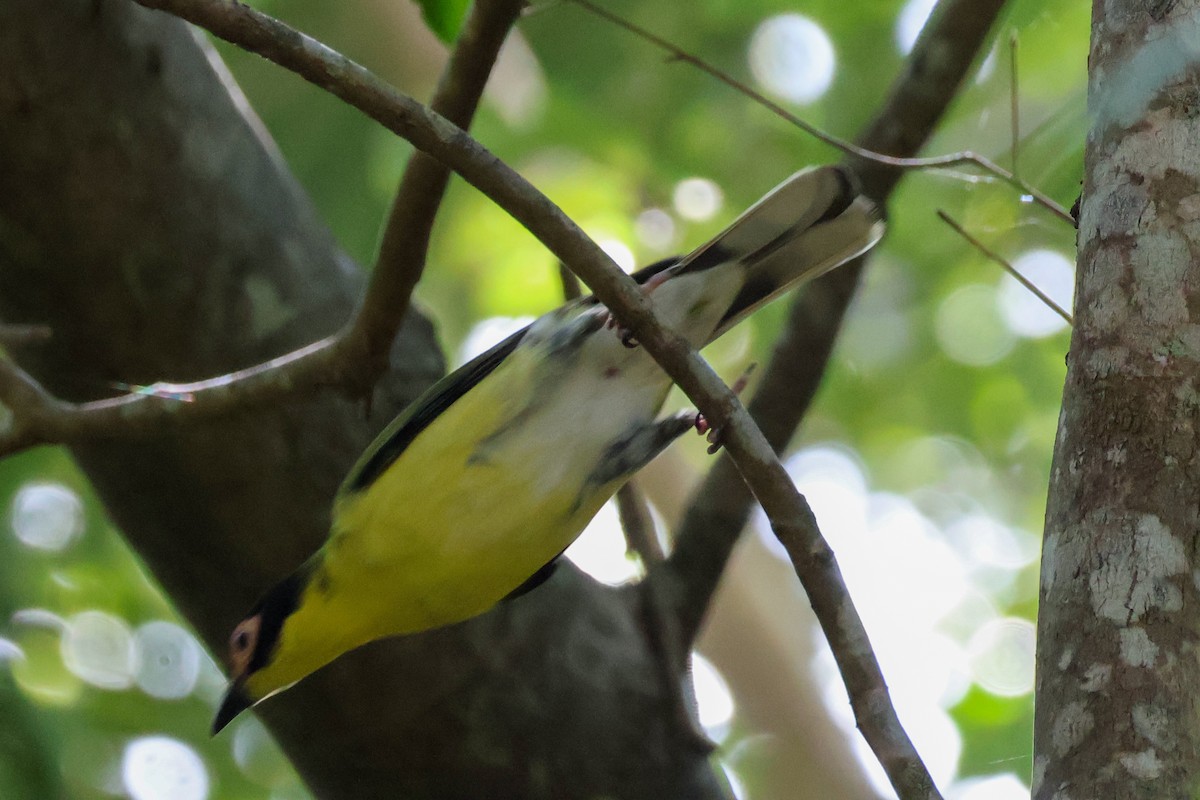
227 616 261 675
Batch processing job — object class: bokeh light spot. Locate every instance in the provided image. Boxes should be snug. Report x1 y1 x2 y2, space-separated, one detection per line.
691 652 735 739
968 617 1036 697
946 514 1039 572
998 249 1074 338
0 636 23 663
485 33 546 130
673 178 724 222
122 736 209 800
62 610 138 690
566 500 640 585
12 607 66 630
634 208 678 252
135 621 202 700
11 482 84 552
749 14 836 104
895 0 938 54
935 284 1015 366
9 609 81 704
950 772 1030 800
457 316 535 365
599 237 636 273
232 717 294 789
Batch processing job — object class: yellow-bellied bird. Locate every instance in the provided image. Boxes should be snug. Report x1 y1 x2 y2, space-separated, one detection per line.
212 166 884 733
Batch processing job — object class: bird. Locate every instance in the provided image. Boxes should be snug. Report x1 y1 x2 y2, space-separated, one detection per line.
212 165 884 733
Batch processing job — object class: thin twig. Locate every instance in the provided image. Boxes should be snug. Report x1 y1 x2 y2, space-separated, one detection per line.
938 210 1073 324
567 0 1072 226
1010 30 1021 180
660 0 1012 795
0 0 524 456
613 477 705 751
0 336 341 452
617 481 664 565
559 262 584 301
621 481 706 751
349 0 525 385
637 574 713 753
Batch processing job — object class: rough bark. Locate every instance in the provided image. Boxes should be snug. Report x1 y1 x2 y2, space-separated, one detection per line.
0 2 725 798
1033 3 1200 797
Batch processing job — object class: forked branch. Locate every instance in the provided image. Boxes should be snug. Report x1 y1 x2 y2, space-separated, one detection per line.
121 1 940 796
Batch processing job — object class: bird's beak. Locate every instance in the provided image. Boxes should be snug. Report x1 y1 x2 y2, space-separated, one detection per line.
212 680 252 735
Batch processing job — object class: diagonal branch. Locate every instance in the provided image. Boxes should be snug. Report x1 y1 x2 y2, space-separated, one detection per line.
345 0 525 383
569 0 1070 225
652 0 1009 793
0 337 337 451
123 1 945 796
938 210 1073 324
4 4 731 796
665 0 1011 643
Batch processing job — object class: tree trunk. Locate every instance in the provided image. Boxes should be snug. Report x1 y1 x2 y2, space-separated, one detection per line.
1034 3 1200 797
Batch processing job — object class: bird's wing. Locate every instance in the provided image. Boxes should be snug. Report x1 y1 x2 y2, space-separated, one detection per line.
577 167 882 342
684 166 883 339
502 550 565 601
340 327 527 495
339 167 882 497
335 260 682 501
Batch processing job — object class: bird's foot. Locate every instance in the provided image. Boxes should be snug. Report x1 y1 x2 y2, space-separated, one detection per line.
692 413 724 455
692 362 757 454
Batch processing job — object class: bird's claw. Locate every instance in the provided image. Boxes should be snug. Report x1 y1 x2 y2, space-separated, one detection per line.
599 310 639 348
691 364 755 454
603 270 673 349
692 413 725 454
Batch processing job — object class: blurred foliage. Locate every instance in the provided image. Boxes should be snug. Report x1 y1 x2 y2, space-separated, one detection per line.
1 0 1091 797
417 0 471 43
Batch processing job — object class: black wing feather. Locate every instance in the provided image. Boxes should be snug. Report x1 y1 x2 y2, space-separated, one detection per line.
502 554 562 601
341 262 691 495
342 327 528 493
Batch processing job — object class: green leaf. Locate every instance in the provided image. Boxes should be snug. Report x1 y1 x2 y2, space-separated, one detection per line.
417 0 471 43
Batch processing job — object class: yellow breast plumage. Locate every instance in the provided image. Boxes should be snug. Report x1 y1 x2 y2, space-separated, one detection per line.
212 165 884 733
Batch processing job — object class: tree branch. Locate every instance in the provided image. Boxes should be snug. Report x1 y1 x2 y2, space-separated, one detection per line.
665 0 1009 646
127 0 631 305
345 0 525 383
1 4 733 798
653 0 1009 792
121 0 942 795
0 0 521 456
938 210 1072 324
569 0 1070 225
0 336 340 452
618 481 664 565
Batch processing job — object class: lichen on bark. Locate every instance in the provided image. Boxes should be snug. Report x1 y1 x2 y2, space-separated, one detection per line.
1034 4 1200 798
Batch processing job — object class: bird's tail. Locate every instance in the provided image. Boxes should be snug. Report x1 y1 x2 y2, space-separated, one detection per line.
639 166 884 344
